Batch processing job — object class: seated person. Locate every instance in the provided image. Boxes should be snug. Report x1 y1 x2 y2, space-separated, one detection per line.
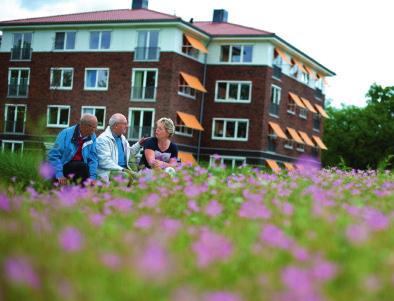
47 114 98 185
96 113 147 181
140 117 178 169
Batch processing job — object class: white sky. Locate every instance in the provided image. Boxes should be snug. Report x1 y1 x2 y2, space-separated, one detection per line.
1 0 393 108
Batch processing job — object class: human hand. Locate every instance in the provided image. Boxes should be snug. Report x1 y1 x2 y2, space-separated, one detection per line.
57 177 67 185
138 137 149 146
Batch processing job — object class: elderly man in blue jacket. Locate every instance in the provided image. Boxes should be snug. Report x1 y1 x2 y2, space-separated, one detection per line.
48 113 98 185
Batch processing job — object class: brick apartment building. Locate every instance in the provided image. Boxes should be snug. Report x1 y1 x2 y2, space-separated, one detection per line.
0 0 334 171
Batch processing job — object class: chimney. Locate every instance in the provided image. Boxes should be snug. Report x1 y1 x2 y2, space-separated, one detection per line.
212 9 228 23
132 0 148 9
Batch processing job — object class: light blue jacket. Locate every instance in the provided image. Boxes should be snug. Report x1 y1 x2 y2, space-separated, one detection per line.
47 125 98 179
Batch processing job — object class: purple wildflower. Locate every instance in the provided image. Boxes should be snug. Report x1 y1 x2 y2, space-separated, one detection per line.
203 291 243 301
39 162 55 180
239 200 271 220
0 193 10 212
204 200 222 217
4 257 40 288
100 252 121 270
134 215 153 229
58 227 83 252
260 224 293 250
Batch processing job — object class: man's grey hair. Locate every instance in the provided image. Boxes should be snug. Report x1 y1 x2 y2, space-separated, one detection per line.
80 113 97 126
157 117 175 138
109 113 127 128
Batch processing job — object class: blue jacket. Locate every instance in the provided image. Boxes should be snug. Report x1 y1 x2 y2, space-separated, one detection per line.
47 125 98 179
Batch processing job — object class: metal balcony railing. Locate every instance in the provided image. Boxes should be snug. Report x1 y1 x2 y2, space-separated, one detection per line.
131 86 157 100
128 126 153 140
3 120 25 134
7 84 29 98
11 47 32 61
134 47 160 61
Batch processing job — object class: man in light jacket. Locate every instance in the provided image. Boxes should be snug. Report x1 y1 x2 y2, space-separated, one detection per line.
47 114 98 185
96 113 147 181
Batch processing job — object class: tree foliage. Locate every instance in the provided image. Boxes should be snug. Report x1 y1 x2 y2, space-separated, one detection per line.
322 84 394 169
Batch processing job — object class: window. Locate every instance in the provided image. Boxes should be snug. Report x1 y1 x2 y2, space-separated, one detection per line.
50 68 73 90
135 30 159 61
210 155 246 168
313 113 321 131
47 105 70 128
54 32 76 50
128 108 155 140
11 33 32 60
220 45 253 63
287 98 296 114
89 31 111 49
268 136 276 152
299 71 309 84
8 68 30 98
269 85 281 117
4 104 26 134
299 107 308 119
131 69 158 101
289 60 298 78
182 34 199 59
2 140 23 153
84 68 109 90
215 81 252 103
81 106 106 130
273 49 283 68
178 75 196 98
284 139 294 149
296 143 305 152
212 118 248 141
175 125 193 137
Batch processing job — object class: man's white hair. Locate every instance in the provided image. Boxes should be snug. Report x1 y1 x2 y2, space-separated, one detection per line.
109 113 127 128
80 113 97 126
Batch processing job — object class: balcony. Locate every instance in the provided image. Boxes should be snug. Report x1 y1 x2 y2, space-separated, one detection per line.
7 84 29 98
315 88 324 99
272 65 282 79
3 120 25 134
131 86 157 101
11 47 32 61
134 47 160 61
269 103 280 116
128 126 153 140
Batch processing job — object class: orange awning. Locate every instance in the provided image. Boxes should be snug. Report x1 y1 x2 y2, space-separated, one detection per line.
275 48 292 65
314 104 329 118
176 111 204 131
294 59 307 73
287 127 304 144
268 121 288 139
300 97 317 113
178 151 197 165
298 131 315 147
312 135 328 150
185 34 208 53
289 92 306 108
284 162 295 171
180 72 207 93
304 66 317 79
266 159 281 173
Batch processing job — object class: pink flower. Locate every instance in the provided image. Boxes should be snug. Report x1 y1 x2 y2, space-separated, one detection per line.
58 227 83 252
134 215 153 229
140 193 160 208
100 252 121 270
203 291 243 301
188 200 200 212
345 224 369 244
204 200 222 217
192 229 233 267
238 200 271 220
0 193 10 212
89 214 105 227
260 224 293 250
4 257 40 289
161 218 182 236
39 162 55 180
311 259 338 282
104 198 132 213
281 266 313 296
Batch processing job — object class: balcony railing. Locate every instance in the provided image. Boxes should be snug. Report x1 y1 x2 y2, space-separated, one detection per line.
182 45 199 59
128 126 153 140
131 86 157 101
11 47 32 61
134 47 160 61
7 84 29 98
272 65 282 79
3 120 25 134
269 103 280 116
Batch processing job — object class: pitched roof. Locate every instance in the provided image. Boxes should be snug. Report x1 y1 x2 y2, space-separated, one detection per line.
0 9 179 25
193 21 273 36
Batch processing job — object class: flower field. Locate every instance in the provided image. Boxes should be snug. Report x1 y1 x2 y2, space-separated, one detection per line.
1 164 394 301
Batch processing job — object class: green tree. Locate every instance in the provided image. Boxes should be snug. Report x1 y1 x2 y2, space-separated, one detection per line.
322 84 394 169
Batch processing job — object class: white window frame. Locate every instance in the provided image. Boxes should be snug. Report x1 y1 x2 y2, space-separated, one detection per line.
220 45 253 63
175 125 193 137
12 32 32 47
131 68 158 101
135 30 160 61
212 118 249 141
47 105 70 128
209 155 246 168
181 34 200 59
269 84 281 118
287 98 296 115
81 106 106 130
1 140 24 153
53 31 76 50
313 113 321 132
214 81 252 103
50 67 74 90
8 68 30 85
272 50 283 68
89 31 111 50
178 75 196 99
299 107 308 119
84 68 109 91
128 107 155 140
284 140 294 149
296 143 305 152
4 104 27 134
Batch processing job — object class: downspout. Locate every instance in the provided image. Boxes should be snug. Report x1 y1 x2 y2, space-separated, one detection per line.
197 38 210 162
